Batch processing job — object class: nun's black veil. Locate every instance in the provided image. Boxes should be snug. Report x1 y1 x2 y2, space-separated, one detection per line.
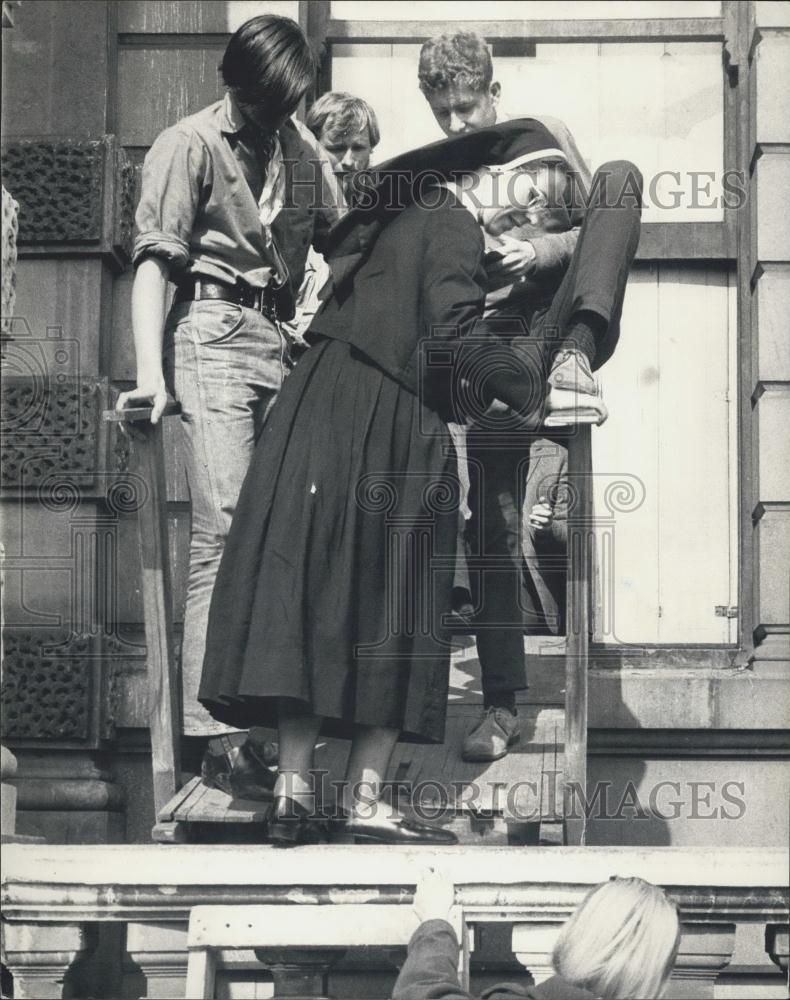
319 117 563 294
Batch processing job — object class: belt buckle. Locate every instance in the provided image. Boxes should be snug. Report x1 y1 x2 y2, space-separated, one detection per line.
239 285 266 316
260 285 275 322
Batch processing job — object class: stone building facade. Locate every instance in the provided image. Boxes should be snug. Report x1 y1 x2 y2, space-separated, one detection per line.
0 2 788 997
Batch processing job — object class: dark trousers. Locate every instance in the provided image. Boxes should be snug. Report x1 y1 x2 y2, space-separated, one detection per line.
466 444 532 694
468 160 642 696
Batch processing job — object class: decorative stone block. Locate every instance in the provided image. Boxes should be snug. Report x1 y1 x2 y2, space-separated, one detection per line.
0 629 118 749
11 750 125 844
0 375 104 491
255 948 345 999
669 923 736 998
123 921 189 1000
754 384 790 502
512 921 564 985
754 33 790 143
2 631 91 741
1 183 19 337
765 923 789 974
753 149 790 262
1 140 104 243
0 136 135 270
1 921 95 1000
1 743 18 837
753 264 790 382
754 506 790 627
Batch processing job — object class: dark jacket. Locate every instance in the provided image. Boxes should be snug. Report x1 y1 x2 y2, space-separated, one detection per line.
392 920 596 1000
310 189 547 428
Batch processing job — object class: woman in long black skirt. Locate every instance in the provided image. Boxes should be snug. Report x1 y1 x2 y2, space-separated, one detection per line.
199 121 555 845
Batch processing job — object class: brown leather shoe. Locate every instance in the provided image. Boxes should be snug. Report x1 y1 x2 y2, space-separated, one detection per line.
461 707 520 762
545 349 608 426
201 732 277 801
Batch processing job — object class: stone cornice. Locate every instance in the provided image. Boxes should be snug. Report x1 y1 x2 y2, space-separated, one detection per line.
2 845 787 925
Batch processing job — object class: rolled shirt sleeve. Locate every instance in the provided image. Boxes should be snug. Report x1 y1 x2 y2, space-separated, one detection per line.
133 124 211 270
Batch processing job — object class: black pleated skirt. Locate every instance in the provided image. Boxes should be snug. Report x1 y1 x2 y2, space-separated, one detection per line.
199 336 458 743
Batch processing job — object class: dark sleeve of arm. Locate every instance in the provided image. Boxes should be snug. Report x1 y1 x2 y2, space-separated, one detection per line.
133 124 208 270
392 920 473 1000
423 208 547 427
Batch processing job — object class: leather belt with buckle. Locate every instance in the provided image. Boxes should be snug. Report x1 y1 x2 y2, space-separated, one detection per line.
174 278 277 321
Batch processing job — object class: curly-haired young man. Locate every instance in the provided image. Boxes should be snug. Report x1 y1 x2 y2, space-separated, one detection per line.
419 32 642 762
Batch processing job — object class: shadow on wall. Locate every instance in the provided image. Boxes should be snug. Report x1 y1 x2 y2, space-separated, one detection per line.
584 668 788 848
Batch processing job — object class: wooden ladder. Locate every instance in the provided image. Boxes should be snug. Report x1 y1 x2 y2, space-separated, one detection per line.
104 407 593 847
104 403 183 822
563 424 593 846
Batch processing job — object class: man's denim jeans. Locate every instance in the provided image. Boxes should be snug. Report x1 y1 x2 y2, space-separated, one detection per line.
163 298 289 735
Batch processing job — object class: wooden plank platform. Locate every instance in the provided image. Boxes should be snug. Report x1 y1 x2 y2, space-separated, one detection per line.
167 779 271 825
154 639 565 844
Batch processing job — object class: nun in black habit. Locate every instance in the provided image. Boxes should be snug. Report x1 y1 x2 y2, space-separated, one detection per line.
199 120 558 846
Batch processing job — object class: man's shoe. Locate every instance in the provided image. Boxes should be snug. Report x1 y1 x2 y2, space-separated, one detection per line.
461 707 520 762
544 349 608 426
201 732 277 801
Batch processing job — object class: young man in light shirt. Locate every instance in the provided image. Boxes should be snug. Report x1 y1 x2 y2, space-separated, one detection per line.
118 15 344 795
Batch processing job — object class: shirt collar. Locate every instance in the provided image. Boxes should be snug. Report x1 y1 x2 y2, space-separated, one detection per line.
220 92 247 135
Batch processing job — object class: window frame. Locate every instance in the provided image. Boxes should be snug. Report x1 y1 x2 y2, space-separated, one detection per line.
300 0 753 663
302 4 738 263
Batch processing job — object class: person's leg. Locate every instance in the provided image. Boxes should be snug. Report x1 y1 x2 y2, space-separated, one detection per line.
542 159 643 364
537 160 643 420
164 301 288 738
275 699 323 808
341 724 400 818
463 438 527 761
337 726 457 844
267 699 326 845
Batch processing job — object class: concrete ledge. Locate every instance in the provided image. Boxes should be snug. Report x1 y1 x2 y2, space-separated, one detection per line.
2 846 785 1000
589 664 790 730
2 844 785 894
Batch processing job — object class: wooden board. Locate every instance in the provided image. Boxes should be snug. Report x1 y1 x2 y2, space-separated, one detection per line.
160 704 564 835
167 777 270 825
387 705 564 821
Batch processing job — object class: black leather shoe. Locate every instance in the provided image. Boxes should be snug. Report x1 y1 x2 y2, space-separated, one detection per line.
201 732 277 801
267 796 327 848
336 815 458 846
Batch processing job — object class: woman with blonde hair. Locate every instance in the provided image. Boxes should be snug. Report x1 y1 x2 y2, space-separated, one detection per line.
550 877 681 1000
393 871 681 1000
